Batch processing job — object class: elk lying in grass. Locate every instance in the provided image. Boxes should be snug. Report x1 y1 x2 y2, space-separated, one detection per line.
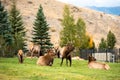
36 49 56 66
88 55 110 70
28 42 41 58
60 44 74 67
17 49 24 63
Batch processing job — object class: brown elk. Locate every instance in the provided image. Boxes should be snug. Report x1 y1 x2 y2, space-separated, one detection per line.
88 55 110 70
17 49 24 63
60 44 74 67
36 49 56 66
28 42 41 58
54 46 60 58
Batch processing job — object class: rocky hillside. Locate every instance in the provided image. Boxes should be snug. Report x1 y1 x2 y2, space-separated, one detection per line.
2 0 120 48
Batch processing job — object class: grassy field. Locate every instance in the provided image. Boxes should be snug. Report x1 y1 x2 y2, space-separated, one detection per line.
0 57 120 80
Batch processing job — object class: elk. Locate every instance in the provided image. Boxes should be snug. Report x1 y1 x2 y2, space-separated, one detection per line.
36 49 56 66
17 49 24 63
28 42 41 58
60 44 74 67
88 55 110 70
54 46 60 58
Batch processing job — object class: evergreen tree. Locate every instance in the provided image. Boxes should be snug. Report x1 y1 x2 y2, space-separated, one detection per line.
60 5 75 46
107 31 116 49
32 5 52 55
0 1 13 56
99 38 107 50
9 0 26 54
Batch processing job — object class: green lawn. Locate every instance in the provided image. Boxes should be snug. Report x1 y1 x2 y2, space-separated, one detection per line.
0 57 120 80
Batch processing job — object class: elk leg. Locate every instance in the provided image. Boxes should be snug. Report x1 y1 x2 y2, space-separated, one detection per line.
30 47 35 58
49 59 54 66
60 57 64 66
37 51 39 58
18 55 23 63
51 59 54 65
18 56 21 63
20 55 23 63
57 51 60 58
68 56 72 66
66 58 68 66
31 52 33 58
39 50 43 56
38 50 41 57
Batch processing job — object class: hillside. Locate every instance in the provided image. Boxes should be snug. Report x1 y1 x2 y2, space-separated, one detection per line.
2 0 120 48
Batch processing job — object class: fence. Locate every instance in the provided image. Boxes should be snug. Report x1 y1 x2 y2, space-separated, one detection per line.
80 48 120 63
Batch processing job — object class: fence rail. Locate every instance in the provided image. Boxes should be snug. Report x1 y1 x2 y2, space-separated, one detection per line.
79 48 120 63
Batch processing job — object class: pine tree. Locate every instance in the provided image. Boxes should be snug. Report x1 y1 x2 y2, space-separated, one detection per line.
60 5 75 46
9 0 26 54
107 31 116 49
0 1 13 56
32 5 53 55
